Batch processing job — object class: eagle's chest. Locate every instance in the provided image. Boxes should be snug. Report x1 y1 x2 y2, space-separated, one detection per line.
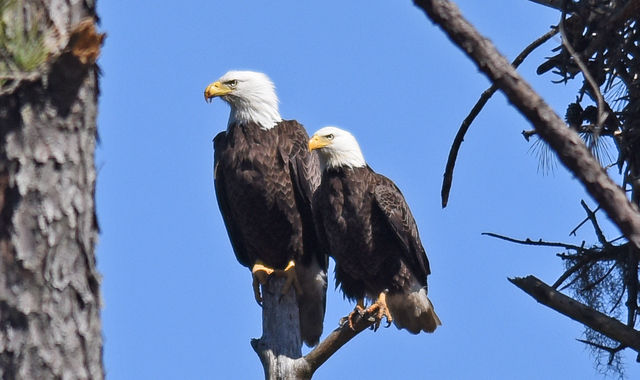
323 176 375 253
220 132 287 199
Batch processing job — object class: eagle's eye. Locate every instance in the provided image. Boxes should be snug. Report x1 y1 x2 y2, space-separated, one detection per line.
326 134 334 140
226 80 238 88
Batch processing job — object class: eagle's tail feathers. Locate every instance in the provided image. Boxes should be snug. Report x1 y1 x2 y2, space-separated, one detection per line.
387 287 441 334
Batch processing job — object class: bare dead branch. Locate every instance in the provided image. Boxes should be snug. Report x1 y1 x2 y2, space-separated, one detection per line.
570 202 601 236
482 232 588 252
303 312 376 375
413 0 640 250
441 26 558 208
579 200 610 247
552 255 592 289
509 275 640 353
576 339 626 365
610 283 627 313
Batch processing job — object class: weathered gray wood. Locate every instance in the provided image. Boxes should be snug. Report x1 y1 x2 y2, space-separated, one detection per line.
250 277 377 379
0 1 103 379
251 277 309 380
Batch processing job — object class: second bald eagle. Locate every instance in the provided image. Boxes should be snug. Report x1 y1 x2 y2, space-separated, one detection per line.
309 127 441 334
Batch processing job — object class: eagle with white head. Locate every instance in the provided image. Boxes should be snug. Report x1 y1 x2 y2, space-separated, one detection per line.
309 126 441 334
205 71 327 347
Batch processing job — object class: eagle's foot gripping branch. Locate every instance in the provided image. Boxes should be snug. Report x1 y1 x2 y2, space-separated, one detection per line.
251 260 303 305
277 260 303 299
365 292 393 331
252 261 275 305
345 299 366 330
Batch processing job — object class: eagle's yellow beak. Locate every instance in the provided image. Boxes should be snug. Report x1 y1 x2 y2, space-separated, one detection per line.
308 135 331 152
204 81 233 102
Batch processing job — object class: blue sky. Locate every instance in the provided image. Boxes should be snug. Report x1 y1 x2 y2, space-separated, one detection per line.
95 1 640 379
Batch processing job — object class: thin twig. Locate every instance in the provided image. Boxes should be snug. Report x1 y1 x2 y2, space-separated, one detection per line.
440 26 558 208
576 339 626 365
552 256 591 289
570 203 601 236
610 282 627 313
482 232 587 251
579 200 610 247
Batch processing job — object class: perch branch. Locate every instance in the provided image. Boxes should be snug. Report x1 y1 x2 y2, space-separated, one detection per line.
509 275 640 353
441 26 558 208
303 312 376 375
414 0 640 250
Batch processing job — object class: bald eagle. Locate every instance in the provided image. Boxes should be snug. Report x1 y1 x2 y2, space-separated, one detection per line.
204 70 327 346
309 126 441 334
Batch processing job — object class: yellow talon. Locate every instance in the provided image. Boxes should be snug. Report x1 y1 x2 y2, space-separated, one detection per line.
251 260 275 305
250 260 303 304
366 292 393 331
277 260 303 297
347 298 366 330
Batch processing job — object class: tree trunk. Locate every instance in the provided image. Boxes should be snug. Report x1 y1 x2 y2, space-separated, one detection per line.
250 277 378 379
251 278 311 380
0 1 104 379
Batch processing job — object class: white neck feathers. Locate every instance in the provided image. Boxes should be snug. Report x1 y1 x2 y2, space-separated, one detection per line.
319 149 366 171
229 98 282 130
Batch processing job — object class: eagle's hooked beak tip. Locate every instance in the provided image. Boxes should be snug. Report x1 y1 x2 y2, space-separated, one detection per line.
308 135 327 152
204 81 231 103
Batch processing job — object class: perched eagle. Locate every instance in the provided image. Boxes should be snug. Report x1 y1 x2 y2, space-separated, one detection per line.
204 70 327 346
309 126 441 334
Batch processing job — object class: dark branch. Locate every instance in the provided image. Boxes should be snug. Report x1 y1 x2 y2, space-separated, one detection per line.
552 255 592 289
570 202 601 237
576 339 626 365
482 232 588 252
441 26 558 208
509 275 640 353
303 312 375 376
414 0 640 250
579 200 610 247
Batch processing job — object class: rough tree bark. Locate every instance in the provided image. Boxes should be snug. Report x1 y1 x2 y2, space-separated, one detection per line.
0 1 104 379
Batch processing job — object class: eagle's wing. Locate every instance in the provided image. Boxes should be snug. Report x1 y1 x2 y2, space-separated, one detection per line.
213 132 251 268
278 120 327 347
373 174 430 281
279 120 325 268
